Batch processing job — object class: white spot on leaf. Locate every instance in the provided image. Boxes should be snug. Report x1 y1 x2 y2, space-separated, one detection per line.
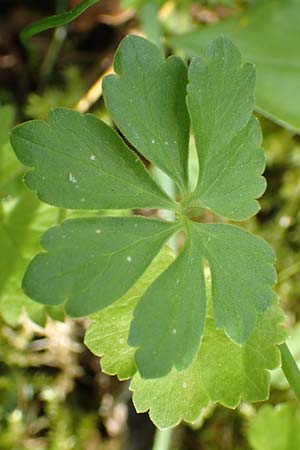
68 172 77 183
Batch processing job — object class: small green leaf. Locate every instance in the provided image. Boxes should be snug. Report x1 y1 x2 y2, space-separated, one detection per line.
20 0 102 46
103 35 190 192
187 36 266 220
129 230 206 378
23 216 179 316
191 222 276 343
84 247 174 380
130 305 286 429
10 108 173 210
247 404 300 450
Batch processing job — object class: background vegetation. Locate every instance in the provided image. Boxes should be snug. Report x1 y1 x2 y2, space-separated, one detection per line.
0 1 299 449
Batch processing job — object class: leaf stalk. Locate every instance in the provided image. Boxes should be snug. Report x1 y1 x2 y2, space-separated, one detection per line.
280 342 300 406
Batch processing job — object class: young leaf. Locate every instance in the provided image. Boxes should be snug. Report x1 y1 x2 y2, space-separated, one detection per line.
103 35 190 192
247 404 300 450
23 216 179 316
130 305 286 429
191 222 276 343
129 230 206 378
10 108 173 210
85 247 174 380
187 36 266 220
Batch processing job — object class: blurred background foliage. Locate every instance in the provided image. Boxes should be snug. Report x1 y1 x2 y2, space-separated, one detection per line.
0 0 300 449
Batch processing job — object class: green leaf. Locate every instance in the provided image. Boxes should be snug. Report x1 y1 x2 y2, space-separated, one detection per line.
10 108 173 210
103 35 190 192
191 222 276 343
84 247 174 380
186 36 266 220
0 105 14 147
130 305 286 429
8 36 281 425
170 0 300 133
0 105 20 194
0 191 65 326
23 216 179 316
129 220 275 377
247 404 300 450
129 229 206 378
20 0 102 46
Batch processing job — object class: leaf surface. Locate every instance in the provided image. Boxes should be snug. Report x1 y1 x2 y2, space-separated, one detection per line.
23 216 179 316
10 108 173 210
129 229 206 378
170 0 300 133
191 222 276 343
247 404 300 450
0 191 65 326
85 247 174 380
103 35 190 192
131 306 286 429
187 36 266 220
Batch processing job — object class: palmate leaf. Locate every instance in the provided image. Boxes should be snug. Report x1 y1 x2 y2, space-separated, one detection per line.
10 34 282 418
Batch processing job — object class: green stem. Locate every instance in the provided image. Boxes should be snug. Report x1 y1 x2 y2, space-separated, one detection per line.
40 0 68 80
152 166 177 253
280 342 300 405
152 429 172 450
21 0 101 46
151 168 176 450
277 260 300 283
